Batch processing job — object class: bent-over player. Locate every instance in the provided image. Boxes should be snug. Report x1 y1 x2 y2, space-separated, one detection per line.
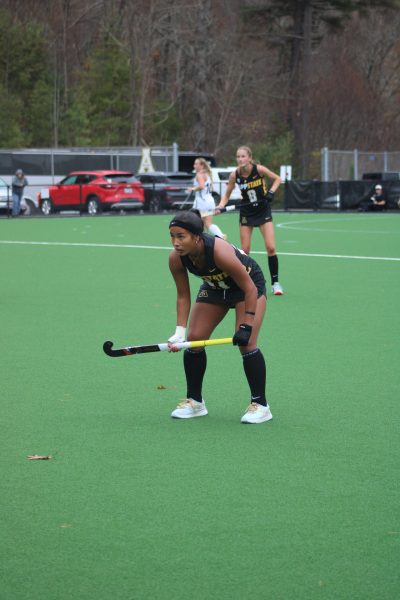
167 209 272 424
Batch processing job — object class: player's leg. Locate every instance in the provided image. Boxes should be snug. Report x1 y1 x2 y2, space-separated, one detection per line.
203 214 226 239
234 295 272 423
12 193 21 217
260 222 283 295
234 295 266 352
171 302 228 418
240 224 253 254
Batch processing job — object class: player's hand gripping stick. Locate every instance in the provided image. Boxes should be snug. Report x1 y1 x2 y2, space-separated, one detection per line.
232 324 252 346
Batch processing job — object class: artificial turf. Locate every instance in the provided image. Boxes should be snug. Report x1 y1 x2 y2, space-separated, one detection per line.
1 211 399 600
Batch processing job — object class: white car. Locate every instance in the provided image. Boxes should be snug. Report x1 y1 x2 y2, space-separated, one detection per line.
0 176 37 215
210 167 242 204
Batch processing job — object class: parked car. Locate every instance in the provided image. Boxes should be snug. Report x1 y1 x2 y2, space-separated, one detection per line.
38 170 145 215
0 176 38 215
136 172 194 212
209 167 242 204
362 172 400 181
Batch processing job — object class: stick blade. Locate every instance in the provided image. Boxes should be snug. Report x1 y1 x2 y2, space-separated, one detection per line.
103 341 121 357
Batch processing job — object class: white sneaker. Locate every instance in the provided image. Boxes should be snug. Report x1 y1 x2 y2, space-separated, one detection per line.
171 399 208 419
272 282 284 295
241 402 273 424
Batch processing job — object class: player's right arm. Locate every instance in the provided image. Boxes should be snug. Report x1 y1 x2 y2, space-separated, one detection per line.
168 251 191 342
188 171 206 193
217 171 237 210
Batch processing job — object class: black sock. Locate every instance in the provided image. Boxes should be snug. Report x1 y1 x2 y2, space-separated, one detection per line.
242 348 267 406
184 349 207 402
268 254 279 285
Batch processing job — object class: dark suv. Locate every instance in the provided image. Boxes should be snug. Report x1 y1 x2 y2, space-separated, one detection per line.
137 172 193 212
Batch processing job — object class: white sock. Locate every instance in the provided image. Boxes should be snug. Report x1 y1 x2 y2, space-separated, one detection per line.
208 223 224 238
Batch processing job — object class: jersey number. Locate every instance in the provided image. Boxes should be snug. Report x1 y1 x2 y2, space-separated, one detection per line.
247 189 258 203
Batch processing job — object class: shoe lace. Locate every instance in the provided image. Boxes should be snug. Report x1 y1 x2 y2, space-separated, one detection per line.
245 402 259 413
176 399 192 409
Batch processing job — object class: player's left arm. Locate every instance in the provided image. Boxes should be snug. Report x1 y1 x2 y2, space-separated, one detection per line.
213 239 258 323
257 165 281 194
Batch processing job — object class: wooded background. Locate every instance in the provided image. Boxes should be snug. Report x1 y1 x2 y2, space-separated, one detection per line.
1 0 399 177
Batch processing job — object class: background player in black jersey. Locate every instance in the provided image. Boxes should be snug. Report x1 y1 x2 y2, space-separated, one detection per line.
167 210 272 424
217 145 284 295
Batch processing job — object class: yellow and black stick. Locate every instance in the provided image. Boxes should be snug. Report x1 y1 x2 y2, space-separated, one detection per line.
103 337 233 357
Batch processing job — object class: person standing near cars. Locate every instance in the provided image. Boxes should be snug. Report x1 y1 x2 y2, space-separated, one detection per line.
188 157 227 240
11 169 29 217
217 146 284 295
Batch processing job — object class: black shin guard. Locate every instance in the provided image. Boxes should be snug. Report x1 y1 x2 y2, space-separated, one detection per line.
184 349 207 402
242 348 267 406
268 254 279 285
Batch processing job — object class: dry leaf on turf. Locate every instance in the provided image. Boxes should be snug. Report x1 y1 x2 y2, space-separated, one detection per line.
27 455 52 460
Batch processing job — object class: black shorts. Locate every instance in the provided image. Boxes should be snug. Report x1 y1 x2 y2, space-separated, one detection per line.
240 202 272 227
196 269 267 308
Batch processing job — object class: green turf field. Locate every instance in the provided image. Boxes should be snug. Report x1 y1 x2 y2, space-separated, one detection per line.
1 212 399 600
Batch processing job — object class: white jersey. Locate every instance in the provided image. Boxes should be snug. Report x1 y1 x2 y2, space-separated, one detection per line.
193 174 215 212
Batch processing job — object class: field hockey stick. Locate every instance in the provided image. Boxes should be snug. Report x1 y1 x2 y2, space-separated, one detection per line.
200 201 256 217
103 337 233 357
178 190 194 210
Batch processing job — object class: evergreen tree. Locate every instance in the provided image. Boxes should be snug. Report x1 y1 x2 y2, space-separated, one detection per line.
0 9 52 146
243 0 400 176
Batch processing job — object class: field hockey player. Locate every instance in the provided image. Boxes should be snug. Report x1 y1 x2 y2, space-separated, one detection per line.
167 209 273 424
217 145 284 295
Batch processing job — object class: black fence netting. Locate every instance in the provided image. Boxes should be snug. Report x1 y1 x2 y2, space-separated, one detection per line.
284 180 400 211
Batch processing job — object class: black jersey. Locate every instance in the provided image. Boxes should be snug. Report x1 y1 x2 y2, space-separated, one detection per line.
235 164 272 225
236 164 268 206
180 233 265 293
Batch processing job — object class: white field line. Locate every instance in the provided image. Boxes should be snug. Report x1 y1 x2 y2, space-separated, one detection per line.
277 215 400 234
0 239 399 262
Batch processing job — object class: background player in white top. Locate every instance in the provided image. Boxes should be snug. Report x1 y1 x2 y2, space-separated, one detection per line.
188 157 226 239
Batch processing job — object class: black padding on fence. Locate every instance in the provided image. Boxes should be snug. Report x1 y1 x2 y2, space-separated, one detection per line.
284 180 400 210
339 181 373 210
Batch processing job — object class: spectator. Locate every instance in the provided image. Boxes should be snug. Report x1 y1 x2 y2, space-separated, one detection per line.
11 169 29 217
358 184 387 212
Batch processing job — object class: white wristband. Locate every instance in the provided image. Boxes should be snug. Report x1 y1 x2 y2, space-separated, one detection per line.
168 326 186 344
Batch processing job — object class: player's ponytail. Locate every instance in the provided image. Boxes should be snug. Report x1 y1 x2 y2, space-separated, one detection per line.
196 157 213 191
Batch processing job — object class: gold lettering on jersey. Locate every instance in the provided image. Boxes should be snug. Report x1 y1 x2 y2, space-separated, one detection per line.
202 271 229 283
198 290 208 297
247 178 263 189
201 265 251 285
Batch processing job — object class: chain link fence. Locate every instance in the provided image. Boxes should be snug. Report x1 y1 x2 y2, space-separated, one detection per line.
321 148 400 181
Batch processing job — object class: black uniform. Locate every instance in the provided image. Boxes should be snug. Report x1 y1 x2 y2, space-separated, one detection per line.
180 233 266 308
236 164 272 226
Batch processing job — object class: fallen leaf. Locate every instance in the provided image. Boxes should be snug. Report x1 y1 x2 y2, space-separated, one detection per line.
27 455 52 460
156 385 177 390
